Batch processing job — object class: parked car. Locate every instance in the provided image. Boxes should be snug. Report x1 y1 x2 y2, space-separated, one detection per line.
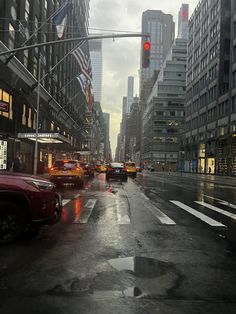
106 162 128 181
49 160 84 187
125 162 137 178
0 171 62 244
80 162 95 177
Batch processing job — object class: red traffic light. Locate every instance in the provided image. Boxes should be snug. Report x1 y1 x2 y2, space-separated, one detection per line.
143 41 151 50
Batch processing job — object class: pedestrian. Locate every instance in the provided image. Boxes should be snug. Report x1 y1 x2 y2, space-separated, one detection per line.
168 168 171 175
12 153 21 172
208 166 211 174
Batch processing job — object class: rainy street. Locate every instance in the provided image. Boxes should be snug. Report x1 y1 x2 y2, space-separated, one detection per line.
1 171 236 314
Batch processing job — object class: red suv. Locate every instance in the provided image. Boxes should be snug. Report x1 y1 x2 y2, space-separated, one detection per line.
0 171 62 244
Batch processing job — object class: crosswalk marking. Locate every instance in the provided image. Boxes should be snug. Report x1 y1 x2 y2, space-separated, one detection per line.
140 194 176 225
116 199 130 224
73 199 97 224
203 195 236 209
170 200 226 228
195 201 236 221
62 199 71 206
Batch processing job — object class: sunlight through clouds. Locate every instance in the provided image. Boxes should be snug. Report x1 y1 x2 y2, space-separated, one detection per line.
89 0 199 156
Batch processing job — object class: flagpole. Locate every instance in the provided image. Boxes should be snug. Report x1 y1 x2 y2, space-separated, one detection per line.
5 0 71 65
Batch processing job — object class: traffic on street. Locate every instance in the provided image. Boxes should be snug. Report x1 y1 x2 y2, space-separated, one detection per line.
1 170 236 313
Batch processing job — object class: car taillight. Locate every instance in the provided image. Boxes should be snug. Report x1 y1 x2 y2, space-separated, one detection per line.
50 167 54 171
123 168 127 172
108 168 113 171
76 167 81 171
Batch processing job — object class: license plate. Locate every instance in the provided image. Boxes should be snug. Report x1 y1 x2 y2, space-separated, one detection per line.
115 169 120 173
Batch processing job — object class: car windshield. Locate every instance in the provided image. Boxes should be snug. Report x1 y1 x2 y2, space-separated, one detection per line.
110 163 124 168
126 163 135 167
53 160 77 169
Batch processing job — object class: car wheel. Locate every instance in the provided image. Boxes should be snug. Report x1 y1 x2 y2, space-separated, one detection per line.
133 173 137 178
48 195 62 225
0 202 27 244
123 176 128 182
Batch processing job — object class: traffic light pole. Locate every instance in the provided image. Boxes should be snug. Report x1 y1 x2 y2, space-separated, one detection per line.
0 33 150 57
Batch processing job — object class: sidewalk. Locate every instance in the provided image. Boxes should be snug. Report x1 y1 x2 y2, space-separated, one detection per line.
145 170 236 186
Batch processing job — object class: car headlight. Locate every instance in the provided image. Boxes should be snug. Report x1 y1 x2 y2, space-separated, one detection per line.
25 179 55 191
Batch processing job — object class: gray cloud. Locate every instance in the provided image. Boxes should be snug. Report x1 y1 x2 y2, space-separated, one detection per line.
89 0 199 155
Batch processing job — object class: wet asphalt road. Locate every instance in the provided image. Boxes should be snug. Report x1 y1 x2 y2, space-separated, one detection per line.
1 171 236 314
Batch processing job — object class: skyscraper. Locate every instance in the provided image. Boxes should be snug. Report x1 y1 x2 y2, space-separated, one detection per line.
127 76 134 113
140 10 175 89
178 4 189 39
89 40 103 103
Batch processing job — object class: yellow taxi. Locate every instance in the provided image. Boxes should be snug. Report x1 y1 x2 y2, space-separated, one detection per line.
125 162 137 178
95 163 107 173
49 160 84 187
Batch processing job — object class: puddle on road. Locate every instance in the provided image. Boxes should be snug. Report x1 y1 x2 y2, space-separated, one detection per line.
48 256 180 299
108 256 172 278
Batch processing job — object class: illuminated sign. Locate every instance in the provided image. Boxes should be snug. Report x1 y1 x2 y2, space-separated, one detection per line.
17 133 70 144
0 101 9 112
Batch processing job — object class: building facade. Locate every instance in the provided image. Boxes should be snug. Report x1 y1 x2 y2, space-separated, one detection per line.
142 38 187 171
0 0 90 172
89 39 102 103
184 0 233 175
140 10 175 90
178 4 189 40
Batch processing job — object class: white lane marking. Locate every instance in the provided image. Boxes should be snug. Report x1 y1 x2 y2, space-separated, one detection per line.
141 194 175 225
62 199 71 206
202 195 236 210
73 199 97 224
116 199 130 224
148 204 176 225
140 193 149 201
170 200 226 228
218 201 236 210
73 193 80 199
195 201 236 221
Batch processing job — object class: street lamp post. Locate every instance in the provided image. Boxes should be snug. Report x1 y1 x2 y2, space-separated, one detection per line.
33 55 42 175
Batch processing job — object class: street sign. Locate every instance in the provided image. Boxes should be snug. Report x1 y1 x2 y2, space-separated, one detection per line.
0 101 9 112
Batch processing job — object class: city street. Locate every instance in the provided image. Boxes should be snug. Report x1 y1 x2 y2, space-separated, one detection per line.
1 171 236 314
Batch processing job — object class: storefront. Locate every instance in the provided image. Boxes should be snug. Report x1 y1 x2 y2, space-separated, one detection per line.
198 143 206 173
17 132 71 172
217 138 227 175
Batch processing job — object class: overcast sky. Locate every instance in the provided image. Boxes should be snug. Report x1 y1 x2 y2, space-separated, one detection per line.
89 0 199 158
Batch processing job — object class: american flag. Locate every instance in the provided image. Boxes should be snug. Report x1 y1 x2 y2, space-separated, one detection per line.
72 42 92 81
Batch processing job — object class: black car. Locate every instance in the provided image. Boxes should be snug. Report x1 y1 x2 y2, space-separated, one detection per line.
106 162 128 181
80 162 95 177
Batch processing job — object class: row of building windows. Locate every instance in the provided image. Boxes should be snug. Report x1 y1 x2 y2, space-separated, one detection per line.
0 89 13 120
153 110 184 117
185 99 233 129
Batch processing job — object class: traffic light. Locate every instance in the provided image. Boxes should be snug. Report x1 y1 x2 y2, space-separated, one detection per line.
142 41 151 68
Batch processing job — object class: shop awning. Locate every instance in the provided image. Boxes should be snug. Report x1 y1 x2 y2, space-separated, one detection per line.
17 132 70 144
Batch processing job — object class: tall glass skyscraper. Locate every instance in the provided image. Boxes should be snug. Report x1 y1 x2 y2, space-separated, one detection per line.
89 40 103 103
140 10 175 90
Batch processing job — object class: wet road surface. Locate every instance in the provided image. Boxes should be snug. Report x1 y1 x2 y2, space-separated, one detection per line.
1 171 236 313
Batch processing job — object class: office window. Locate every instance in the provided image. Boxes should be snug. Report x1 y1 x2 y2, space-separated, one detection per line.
0 90 13 120
232 96 236 112
28 108 32 128
22 104 26 125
